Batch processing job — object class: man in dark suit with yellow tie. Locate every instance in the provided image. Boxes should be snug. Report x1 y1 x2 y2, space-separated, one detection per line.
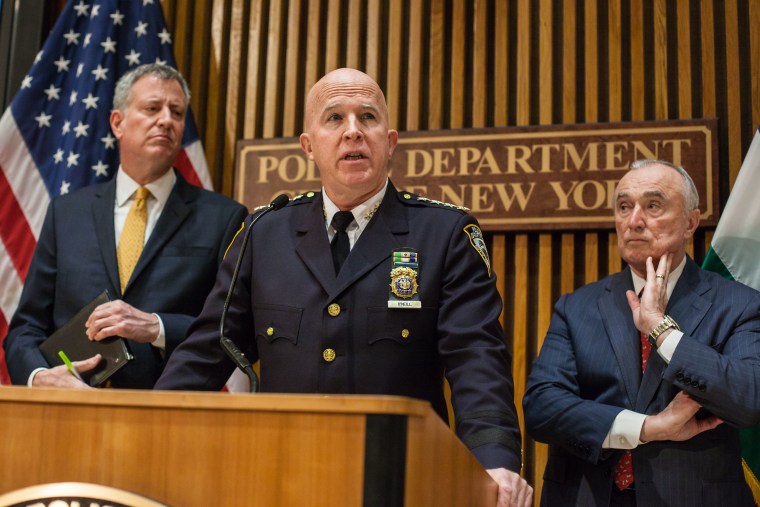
4 63 247 389
523 160 760 506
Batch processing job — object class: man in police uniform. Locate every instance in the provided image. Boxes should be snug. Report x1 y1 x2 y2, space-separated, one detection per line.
156 68 531 506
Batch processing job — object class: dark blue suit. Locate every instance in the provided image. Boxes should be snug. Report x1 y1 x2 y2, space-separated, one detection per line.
4 171 247 388
155 181 523 471
523 258 760 506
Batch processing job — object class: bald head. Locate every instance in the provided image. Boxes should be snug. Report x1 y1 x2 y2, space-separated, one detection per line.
303 68 390 132
299 67 398 209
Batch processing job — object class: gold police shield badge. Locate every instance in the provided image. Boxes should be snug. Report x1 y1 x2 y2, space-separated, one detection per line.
388 249 421 309
390 267 418 299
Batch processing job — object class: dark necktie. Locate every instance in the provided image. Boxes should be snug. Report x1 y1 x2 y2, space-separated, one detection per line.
330 211 354 274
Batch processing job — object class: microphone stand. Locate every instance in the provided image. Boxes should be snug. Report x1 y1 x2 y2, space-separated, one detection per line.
219 194 289 393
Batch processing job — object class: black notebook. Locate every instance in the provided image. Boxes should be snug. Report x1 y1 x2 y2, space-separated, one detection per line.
40 290 134 387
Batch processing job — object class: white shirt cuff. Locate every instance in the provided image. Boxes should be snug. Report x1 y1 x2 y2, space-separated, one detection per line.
602 409 647 449
28 367 48 387
151 313 166 350
655 329 682 363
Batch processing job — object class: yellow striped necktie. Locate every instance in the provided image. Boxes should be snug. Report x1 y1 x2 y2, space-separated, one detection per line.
117 186 150 292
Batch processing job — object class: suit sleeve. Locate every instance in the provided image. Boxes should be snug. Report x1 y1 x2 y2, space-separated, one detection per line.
523 294 624 464
155 209 253 390
3 202 59 383
158 203 248 356
664 285 760 427
439 213 522 471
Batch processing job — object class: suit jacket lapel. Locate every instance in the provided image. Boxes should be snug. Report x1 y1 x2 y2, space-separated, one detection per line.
126 171 192 293
293 183 409 300
331 188 408 299
599 268 641 409
92 179 121 296
294 195 336 294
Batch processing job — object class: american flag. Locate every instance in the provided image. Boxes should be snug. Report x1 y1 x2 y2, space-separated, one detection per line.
0 0 212 384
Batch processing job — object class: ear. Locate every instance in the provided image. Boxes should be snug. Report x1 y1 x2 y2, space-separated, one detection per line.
387 129 399 157
684 208 700 239
299 133 314 160
110 109 125 141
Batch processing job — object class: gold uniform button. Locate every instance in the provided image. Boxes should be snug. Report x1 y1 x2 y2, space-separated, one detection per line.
307 191 315 197
327 303 341 317
266 327 274 337
323 348 336 362
403 193 412 199
401 329 410 339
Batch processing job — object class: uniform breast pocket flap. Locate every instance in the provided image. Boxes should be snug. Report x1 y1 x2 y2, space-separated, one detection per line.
366 307 437 345
253 304 303 345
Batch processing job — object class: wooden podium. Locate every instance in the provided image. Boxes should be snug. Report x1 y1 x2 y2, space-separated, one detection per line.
0 386 496 506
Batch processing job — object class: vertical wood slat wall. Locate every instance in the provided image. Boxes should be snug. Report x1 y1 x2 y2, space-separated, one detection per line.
160 0 759 497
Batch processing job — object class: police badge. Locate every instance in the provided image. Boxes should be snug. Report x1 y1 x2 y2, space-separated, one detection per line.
388 249 421 309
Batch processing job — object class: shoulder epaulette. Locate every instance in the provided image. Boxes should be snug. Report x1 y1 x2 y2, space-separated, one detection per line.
290 190 320 205
397 190 470 213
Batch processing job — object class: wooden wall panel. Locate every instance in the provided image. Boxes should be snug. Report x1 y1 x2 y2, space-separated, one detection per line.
154 0 758 502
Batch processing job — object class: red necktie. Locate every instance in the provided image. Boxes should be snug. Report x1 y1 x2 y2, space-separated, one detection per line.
613 332 651 490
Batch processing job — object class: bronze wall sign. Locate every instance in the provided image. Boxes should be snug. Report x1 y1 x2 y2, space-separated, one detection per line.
236 119 718 231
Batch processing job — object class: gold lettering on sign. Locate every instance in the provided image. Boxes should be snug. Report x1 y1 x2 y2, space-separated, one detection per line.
236 120 717 231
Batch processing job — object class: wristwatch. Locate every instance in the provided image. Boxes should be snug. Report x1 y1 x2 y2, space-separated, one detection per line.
647 315 680 346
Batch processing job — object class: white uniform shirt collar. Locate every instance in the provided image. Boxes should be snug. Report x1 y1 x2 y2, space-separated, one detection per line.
323 179 388 235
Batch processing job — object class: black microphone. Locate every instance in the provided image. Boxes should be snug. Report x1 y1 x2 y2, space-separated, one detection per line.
219 194 289 393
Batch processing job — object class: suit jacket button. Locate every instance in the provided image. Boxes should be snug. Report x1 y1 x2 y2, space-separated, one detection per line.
323 348 336 362
676 372 684 381
699 384 706 392
691 379 699 388
327 303 341 317
683 376 692 384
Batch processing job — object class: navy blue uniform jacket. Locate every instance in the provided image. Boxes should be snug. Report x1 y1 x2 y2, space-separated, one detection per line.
156 181 523 471
4 171 247 388
523 259 760 506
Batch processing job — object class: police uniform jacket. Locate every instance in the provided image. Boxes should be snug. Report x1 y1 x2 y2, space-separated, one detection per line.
156 179 522 471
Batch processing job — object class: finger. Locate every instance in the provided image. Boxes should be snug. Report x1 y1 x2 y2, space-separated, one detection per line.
524 487 534 507
74 354 102 372
497 489 510 507
654 254 664 274
646 256 656 281
92 324 121 341
625 289 641 312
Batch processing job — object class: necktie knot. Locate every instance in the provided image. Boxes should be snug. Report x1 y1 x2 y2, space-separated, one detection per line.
332 211 354 232
133 187 150 209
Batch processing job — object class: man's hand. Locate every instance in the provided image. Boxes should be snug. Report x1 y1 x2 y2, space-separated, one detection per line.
85 300 159 343
486 467 532 507
640 391 722 442
32 355 101 388
626 254 672 338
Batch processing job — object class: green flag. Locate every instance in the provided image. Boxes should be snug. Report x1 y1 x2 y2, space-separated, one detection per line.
702 125 760 504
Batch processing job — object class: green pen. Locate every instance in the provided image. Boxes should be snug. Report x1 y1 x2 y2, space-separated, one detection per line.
58 350 84 382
